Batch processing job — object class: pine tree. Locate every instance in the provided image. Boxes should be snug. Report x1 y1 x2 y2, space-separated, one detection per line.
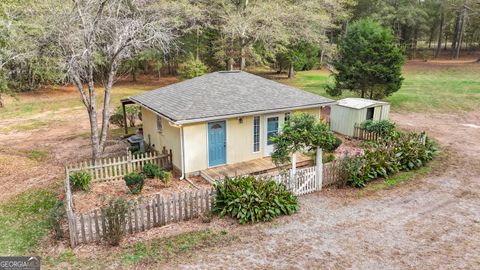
328 19 405 99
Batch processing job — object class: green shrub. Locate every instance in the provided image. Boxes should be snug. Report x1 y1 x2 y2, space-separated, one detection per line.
341 131 437 188
109 110 124 128
340 154 367 187
361 120 396 137
109 105 141 128
142 163 162 179
160 171 172 184
70 170 92 191
101 197 128 246
325 137 342 151
323 152 336 163
179 56 208 79
48 200 66 240
124 172 145 194
213 176 299 224
142 163 172 184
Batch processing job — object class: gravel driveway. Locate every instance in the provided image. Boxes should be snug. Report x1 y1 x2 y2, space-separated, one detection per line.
167 110 480 270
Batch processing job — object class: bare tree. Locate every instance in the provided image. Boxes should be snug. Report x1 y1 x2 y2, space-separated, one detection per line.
213 0 286 70
48 0 177 159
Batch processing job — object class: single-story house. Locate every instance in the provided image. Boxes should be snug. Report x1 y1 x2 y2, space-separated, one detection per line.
129 71 335 177
329 98 390 136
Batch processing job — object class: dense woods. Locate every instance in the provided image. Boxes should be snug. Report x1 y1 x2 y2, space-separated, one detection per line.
0 0 479 158
1 0 479 99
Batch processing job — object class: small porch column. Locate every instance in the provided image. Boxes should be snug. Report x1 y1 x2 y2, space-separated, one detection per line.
315 147 323 191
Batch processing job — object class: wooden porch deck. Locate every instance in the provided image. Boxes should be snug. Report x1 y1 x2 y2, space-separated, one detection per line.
200 154 313 183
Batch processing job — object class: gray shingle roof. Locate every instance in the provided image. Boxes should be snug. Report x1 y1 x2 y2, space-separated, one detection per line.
129 71 334 124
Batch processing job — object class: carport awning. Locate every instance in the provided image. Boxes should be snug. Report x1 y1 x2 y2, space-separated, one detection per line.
120 98 136 134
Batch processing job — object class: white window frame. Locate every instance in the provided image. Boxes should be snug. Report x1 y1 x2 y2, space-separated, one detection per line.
253 116 260 153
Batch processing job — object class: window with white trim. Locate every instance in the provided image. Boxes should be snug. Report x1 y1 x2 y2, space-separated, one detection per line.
156 116 163 133
253 116 260 152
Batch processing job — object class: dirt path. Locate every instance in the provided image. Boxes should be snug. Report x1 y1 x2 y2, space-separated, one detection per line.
164 110 480 269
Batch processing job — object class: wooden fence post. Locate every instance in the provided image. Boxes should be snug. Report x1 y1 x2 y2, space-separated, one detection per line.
315 147 323 191
127 148 132 173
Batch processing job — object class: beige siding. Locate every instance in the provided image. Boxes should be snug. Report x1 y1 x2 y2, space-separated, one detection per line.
141 108 182 170
182 123 208 174
380 104 390 120
330 104 390 136
143 106 323 174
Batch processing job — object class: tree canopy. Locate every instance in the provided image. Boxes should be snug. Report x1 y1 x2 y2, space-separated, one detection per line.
271 113 337 166
327 18 405 99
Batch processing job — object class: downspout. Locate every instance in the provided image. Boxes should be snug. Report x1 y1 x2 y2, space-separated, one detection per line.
180 126 186 180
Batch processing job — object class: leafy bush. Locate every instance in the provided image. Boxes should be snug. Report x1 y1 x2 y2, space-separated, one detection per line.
213 176 299 224
179 56 208 79
323 152 336 163
109 110 124 128
109 105 141 128
272 112 337 165
142 163 162 178
142 163 172 184
70 170 92 191
48 200 66 240
101 197 128 246
325 137 342 152
341 131 437 188
124 172 145 194
160 171 172 184
361 120 396 137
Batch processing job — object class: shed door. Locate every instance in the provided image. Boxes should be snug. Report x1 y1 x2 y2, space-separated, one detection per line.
366 107 374 120
208 121 226 167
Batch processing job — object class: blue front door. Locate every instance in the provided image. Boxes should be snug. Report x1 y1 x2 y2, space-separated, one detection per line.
208 121 226 167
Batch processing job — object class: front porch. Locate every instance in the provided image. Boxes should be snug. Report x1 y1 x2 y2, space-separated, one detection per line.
200 154 313 183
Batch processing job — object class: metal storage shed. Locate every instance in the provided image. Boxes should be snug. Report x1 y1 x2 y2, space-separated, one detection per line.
329 98 390 136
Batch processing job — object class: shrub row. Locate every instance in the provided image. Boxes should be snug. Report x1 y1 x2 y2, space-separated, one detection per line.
360 119 396 137
70 162 172 195
213 176 299 224
342 131 437 187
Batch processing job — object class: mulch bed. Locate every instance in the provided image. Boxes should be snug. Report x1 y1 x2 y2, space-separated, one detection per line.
72 175 212 214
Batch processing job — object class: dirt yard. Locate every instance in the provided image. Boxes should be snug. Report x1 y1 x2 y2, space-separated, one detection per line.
1 67 479 268
157 110 480 269
0 76 177 202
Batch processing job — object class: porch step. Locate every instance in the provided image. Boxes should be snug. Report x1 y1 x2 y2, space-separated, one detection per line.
200 171 216 184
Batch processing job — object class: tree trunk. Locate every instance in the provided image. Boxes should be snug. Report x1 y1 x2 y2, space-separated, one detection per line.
157 69 161 80
411 28 418 59
131 70 137 82
196 27 200 61
320 49 325 65
454 7 465 59
287 64 294 79
435 10 445 58
0 93 4 108
98 63 118 154
451 11 460 57
240 37 246 70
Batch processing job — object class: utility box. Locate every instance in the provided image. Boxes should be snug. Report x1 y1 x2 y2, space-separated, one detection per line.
330 98 390 137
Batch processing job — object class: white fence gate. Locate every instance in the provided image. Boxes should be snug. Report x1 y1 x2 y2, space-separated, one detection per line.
270 166 319 195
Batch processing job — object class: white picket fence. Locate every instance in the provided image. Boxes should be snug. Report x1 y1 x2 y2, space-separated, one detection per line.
268 166 318 195
66 148 172 183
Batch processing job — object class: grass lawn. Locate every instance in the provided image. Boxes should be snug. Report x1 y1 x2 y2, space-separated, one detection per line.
288 62 480 112
43 229 237 269
0 188 58 255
